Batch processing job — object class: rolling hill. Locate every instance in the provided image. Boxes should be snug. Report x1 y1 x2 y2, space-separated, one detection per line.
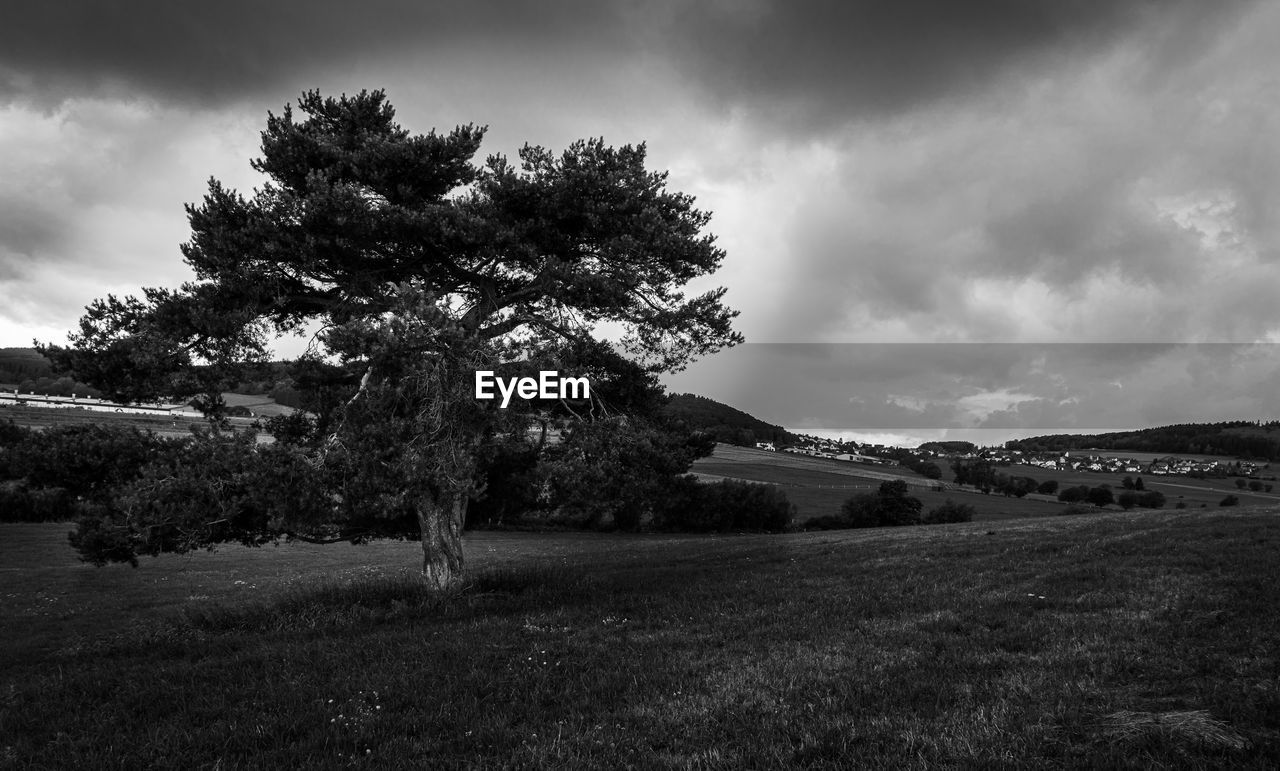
662 393 797 446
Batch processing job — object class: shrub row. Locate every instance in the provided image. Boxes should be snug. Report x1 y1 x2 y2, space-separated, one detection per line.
653 477 794 533
805 480 975 530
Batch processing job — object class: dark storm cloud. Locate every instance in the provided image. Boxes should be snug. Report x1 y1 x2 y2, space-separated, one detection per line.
0 0 633 106
651 0 1241 129
2 0 1244 122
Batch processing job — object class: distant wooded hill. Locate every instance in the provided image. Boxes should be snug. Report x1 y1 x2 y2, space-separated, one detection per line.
918 441 978 454
1005 422 1280 461
661 393 797 446
0 348 54 384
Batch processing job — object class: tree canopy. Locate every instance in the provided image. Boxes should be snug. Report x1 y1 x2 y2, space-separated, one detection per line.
47 89 741 587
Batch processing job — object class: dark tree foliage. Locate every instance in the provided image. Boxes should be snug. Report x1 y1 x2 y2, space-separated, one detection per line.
72 431 338 565
811 480 924 529
923 499 975 524
1057 485 1090 504
952 459 997 493
0 419 25 449
917 462 944 480
0 423 177 523
1037 479 1059 495
2 424 172 501
1220 494 1240 507
1085 485 1114 508
43 90 741 587
1138 490 1166 509
0 347 54 380
15 375 102 398
653 477 794 533
991 474 1037 498
536 416 716 531
918 441 977 454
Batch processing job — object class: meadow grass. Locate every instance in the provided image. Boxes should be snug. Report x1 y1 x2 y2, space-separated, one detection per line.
2 508 1278 768
693 443 1279 521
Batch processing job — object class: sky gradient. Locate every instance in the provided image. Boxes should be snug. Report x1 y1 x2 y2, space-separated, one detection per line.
3 1 1278 445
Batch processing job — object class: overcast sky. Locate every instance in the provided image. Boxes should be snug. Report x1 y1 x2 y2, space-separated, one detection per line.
3 1 1278 445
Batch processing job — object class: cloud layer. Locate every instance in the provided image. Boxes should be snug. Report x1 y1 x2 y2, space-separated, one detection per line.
2 1 1278 441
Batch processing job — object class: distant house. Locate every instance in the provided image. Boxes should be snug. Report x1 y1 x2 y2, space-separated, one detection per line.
754 442 776 451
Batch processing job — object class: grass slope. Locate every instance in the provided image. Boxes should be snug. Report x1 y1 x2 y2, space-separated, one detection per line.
3 509 1278 767
693 444 1069 523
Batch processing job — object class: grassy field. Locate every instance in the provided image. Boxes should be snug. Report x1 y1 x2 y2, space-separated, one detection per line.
3 509 1278 767
0 403 258 436
693 445 1069 523
988 463 1280 510
692 445 1280 522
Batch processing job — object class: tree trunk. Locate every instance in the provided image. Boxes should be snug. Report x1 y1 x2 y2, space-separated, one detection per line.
418 490 467 590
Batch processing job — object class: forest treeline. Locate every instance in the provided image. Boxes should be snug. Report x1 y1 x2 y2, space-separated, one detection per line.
660 393 797 446
1005 422 1280 461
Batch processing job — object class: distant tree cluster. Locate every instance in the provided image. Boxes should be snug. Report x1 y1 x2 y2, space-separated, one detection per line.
806 480 973 529
900 454 943 480
950 460 1039 497
916 441 977 454
0 348 54 385
1116 489 1166 510
1055 483 1164 510
14 376 103 399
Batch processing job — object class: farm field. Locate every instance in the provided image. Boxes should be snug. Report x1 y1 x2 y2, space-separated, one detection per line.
3 509 1279 766
693 444 1068 522
0 402 262 436
990 462 1280 510
0 403 205 434
220 392 298 417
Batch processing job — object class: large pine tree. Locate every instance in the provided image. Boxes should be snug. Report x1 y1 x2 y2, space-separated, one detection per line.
48 90 740 588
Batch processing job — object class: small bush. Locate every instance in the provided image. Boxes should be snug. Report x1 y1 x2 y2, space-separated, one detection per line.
1086 485 1114 507
0 482 80 522
1220 495 1240 507
804 514 852 530
1138 490 1166 509
0 419 28 449
1057 485 1089 503
924 499 975 524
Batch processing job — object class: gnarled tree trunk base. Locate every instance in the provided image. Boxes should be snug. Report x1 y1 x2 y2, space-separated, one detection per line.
418 491 466 590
